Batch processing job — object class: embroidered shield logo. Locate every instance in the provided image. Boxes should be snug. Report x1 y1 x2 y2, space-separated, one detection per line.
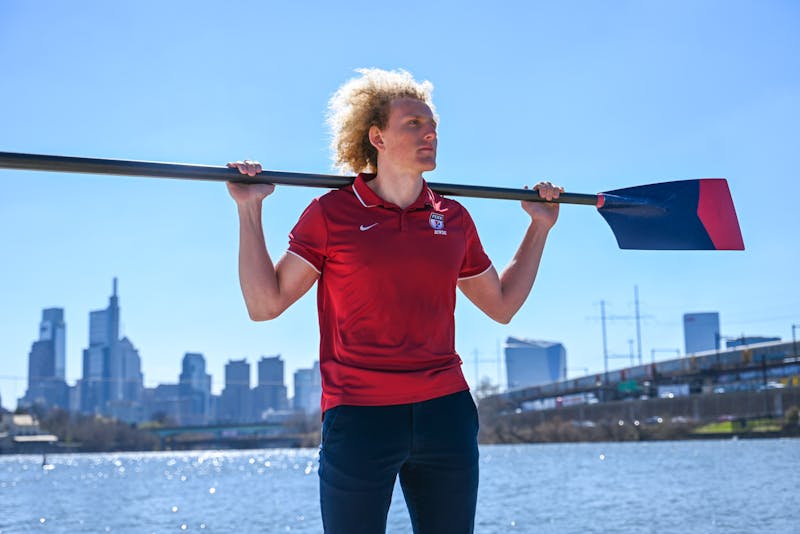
429 213 445 230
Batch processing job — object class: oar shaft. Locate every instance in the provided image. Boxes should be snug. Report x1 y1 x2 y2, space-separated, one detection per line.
0 151 598 205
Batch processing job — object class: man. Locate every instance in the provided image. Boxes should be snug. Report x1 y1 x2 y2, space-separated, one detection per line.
228 68 561 534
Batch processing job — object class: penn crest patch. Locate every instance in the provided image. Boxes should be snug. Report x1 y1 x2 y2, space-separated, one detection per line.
429 213 447 235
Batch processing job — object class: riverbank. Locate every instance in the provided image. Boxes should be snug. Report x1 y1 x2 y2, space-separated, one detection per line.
3 389 798 454
477 388 800 444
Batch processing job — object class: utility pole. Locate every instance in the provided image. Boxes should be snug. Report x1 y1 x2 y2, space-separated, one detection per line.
601 300 609 378
628 339 635 367
634 285 643 365
592 287 651 372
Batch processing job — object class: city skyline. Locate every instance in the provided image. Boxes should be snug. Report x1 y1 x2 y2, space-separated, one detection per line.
3 278 322 402
5 275 788 415
10 278 321 422
1 2 797 411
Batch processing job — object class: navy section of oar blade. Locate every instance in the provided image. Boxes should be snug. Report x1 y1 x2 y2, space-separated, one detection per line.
598 180 715 250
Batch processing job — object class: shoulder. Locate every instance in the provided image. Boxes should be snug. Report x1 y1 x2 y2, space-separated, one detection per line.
431 192 472 221
298 185 356 218
316 184 356 208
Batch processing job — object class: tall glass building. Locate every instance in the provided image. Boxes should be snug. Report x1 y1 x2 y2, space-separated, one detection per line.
80 278 143 420
504 337 566 390
22 307 68 410
179 352 211 424
683 312 720 354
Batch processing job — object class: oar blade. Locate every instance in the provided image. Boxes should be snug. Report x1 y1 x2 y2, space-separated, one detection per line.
597 179 745 250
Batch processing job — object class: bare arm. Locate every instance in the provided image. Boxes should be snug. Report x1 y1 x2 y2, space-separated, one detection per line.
457 182 561 324
227 161 318 321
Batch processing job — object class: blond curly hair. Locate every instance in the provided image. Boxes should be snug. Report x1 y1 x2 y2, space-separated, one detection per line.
327 68 437 174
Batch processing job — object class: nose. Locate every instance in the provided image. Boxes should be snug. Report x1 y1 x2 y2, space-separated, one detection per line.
423 124 437 141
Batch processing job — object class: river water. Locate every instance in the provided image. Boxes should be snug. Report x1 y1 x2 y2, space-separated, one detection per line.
0 439 795 533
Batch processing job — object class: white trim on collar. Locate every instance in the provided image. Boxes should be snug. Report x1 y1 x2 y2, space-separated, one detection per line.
353 182 378 208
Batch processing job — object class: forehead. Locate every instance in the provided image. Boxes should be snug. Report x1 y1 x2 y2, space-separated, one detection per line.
389 98 434 119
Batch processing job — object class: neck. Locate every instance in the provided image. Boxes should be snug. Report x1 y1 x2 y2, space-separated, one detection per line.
367 168 424 209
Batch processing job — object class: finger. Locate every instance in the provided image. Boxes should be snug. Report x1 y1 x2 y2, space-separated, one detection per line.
536 184 554 201
229 161 250 175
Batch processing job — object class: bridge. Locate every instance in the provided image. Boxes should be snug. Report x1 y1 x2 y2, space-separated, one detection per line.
146 422 307 450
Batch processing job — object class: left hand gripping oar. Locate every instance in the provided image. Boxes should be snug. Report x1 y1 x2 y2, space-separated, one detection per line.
0 151 744 251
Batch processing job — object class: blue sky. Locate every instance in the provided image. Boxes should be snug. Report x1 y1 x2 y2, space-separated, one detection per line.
1 1 798 406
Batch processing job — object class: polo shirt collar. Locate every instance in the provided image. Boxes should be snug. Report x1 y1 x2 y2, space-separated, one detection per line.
353 173 436 210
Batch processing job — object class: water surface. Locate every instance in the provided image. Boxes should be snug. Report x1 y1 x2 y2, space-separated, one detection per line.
1 439 795 533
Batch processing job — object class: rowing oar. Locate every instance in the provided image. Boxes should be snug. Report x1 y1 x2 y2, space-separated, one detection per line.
0 151 744 250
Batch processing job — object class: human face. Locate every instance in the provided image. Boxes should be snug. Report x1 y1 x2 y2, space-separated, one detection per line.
373 98 437 175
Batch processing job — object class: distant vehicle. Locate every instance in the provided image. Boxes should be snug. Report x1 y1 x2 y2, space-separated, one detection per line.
658 384 690 398
572 420 596 428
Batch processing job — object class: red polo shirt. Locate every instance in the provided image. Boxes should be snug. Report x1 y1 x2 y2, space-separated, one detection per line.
287 174 492 413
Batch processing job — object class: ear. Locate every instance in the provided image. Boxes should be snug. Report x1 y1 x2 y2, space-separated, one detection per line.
368 125 385 151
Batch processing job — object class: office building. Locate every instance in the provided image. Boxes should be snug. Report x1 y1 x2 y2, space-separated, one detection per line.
221 359 251 422
683 312 720 354
142 384 181 424
39 308 66 380
179 352 212 425
293 361 321 414
20 308 69 410
252 355 288 419
505 337 566 390
79 279 144 421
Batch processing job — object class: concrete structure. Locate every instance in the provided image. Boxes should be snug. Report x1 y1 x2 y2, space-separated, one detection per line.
505 337 566 390
683 312 720 354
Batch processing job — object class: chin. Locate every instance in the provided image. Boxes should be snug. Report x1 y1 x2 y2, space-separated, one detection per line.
420 159 437 172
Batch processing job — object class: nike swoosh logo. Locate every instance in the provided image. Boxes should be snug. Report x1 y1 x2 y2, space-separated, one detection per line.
360 223 379 231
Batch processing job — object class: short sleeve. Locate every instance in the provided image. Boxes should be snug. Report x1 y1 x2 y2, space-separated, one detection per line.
287 198 327 273
458 207 492 279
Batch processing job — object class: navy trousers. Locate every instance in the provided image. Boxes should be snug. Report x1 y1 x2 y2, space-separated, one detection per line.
318 390 480 534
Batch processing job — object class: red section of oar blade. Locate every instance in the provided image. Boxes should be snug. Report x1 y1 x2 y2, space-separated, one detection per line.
697 179 745 250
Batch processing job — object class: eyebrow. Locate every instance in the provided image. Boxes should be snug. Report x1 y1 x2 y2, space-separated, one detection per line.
402 114 437 125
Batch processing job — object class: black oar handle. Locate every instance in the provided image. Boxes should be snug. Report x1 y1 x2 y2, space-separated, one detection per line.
0 151 598 205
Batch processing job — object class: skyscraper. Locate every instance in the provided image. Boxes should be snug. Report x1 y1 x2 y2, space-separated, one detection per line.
504 337 566 390
252 355 288 418
179 352 211 425
39 308 66 380
80 278 144 421
21 308 68 410
221 359 251 422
